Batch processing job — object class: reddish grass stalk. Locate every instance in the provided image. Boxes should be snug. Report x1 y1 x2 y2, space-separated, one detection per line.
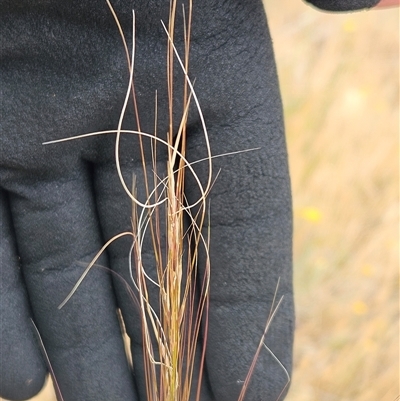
49 2 288 400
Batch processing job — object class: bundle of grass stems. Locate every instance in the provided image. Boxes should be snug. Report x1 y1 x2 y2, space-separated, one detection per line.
110 1 213 399
47 1 274 400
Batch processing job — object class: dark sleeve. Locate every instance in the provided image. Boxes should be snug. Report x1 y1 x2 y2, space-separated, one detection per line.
304 0 380 11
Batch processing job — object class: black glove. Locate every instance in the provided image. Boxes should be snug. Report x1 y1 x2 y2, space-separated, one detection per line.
305 0 379 11
0 1 294 400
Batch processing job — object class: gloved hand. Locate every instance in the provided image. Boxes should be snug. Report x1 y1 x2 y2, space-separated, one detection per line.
0 1 294 400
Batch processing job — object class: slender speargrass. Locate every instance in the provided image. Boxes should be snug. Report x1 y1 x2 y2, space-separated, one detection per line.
45 1 289 400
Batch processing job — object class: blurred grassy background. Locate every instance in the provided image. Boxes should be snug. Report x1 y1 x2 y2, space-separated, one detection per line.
5 2 398 401
264 1 399 400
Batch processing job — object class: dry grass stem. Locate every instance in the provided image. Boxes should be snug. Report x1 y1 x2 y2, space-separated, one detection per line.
42 1 286 400
53 2 212 400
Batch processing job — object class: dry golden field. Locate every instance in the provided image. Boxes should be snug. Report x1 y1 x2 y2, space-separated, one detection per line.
3 1 398 401
265 1 399 400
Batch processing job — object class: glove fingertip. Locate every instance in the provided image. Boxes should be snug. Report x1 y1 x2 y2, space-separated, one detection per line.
0 360 47 401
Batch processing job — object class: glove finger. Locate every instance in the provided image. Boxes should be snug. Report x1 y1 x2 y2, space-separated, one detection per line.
3 168 137 401
183 26 295 400
186 126 294 401
0 189 47 400
93 155 215 401
93 158 165 401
